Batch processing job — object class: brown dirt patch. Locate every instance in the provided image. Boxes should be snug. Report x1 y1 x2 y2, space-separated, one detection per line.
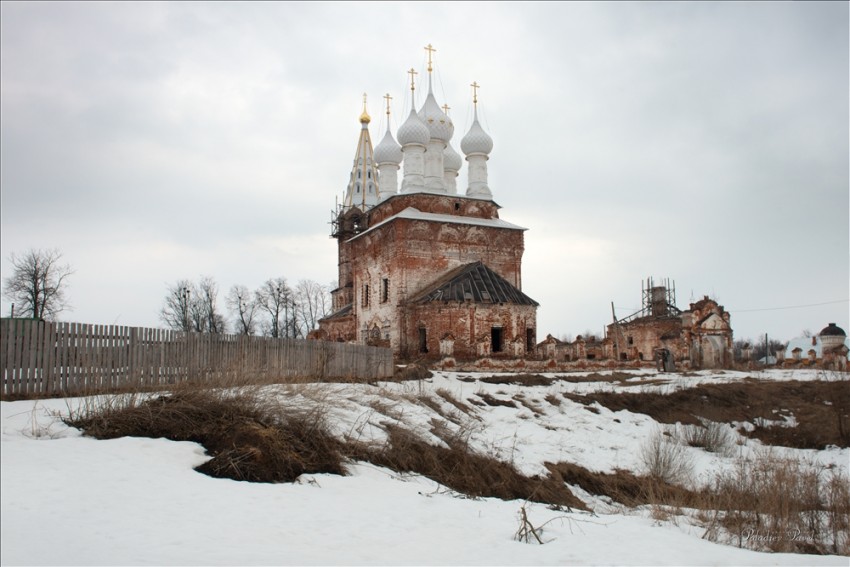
569 379 849 449
479 374 553 387
554 372 641 384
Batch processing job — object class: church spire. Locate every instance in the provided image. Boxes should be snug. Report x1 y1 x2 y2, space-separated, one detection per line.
343 95 379 209
359 92 371 125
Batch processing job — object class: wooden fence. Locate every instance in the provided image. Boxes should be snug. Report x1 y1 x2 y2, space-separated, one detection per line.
0 318 393 398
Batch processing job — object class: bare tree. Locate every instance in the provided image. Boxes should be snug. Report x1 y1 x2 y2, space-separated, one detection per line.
160 277 225 333
160 280 195 332
293 279 330 337
197 276 225 334
255 277 294 338
3 248 73 320
226 284 257 335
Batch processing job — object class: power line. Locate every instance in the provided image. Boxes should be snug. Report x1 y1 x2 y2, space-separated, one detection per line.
732 299 849 313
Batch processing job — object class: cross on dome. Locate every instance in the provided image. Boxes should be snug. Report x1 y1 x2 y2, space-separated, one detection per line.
424 43 436 73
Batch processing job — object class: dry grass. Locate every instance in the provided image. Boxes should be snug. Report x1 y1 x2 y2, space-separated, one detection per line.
55 372 850 556
554 372 640 384
348 424 587 511
435 388 475 415
639 428 695 484
513 394 545 415
701 453 850 555
479 374 553 387
544 393 562 407
569 378 850 449
393 364 433 382
476 392 517 408
551 455 849 556
679 421 736 455
64 379 586 511
66 387 346 483
547 461 700 508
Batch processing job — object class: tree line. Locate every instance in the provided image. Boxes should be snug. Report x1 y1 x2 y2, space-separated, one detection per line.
159 276 330 338
2 248 330 337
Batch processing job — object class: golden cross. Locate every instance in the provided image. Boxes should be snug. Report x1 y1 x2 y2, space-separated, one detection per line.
470 81 480 105
384 93 393 116
362 92 368 111
408 68 418 91
424 43 436 72
442 103 450 116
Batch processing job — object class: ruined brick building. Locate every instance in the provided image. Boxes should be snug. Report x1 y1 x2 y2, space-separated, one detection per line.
606 279 733 369
317 48 538 361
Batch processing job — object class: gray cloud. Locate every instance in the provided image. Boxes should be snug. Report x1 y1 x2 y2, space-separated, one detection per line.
1 1 847 342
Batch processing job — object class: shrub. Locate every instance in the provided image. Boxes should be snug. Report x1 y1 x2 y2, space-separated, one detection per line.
639 428 694 485
680 421 735 456
703 452 850 555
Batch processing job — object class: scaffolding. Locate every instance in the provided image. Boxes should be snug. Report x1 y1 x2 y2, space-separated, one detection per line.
615 277 681 326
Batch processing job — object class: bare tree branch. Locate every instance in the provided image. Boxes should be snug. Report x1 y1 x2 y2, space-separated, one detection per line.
255 278 293 338
3 248 73 320
226 284 257 335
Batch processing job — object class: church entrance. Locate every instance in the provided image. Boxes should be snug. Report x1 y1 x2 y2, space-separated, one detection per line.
491 327 503 353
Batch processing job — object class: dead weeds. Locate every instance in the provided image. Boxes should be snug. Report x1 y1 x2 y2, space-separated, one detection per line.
568 379 849 449
479 374 553 387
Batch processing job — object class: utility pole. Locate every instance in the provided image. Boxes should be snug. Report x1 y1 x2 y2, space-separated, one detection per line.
765 332 769 364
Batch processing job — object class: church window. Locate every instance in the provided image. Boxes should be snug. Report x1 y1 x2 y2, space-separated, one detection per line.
419 327 428 353
362 284 370 308
628 336 634 346
491 327 503 353
526 328 535 353
454 202 461 211
381 278 389 303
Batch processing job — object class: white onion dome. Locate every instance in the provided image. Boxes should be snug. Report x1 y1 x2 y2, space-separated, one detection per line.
397 108 430 146
374 126 402 164
418 91 454 142
443 141 462 172
461 111 493 156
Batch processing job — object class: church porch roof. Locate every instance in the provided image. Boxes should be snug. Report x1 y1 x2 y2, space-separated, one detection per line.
407 261 539 306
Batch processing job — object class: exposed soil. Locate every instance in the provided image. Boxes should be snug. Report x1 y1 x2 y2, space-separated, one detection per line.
566 379 850 449
479 373 553 387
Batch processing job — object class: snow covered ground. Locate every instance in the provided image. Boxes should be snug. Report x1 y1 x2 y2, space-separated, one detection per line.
2 368 847 566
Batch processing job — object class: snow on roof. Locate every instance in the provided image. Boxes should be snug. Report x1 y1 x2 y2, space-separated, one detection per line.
348 207 526 241
783 335 850 358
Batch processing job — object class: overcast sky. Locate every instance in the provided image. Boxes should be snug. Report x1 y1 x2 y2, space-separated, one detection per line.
1 1 848 343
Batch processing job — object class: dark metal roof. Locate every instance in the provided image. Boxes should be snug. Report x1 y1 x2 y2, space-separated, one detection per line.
820 323 847 337
319 303 352 322
408 261 539 306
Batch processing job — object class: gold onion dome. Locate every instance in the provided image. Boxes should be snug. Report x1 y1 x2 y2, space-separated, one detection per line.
359 93 371 124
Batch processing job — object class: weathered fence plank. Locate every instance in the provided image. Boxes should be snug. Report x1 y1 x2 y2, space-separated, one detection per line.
1 319 393 397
